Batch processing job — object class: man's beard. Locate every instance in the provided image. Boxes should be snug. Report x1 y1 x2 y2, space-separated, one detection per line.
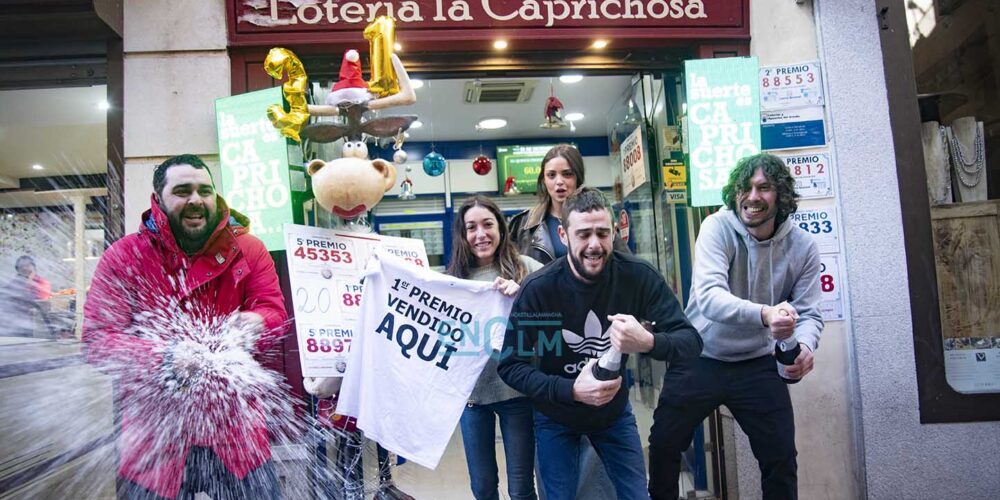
741 213 775 228
739 201 777 229
165 204 218 254
567 241 609 283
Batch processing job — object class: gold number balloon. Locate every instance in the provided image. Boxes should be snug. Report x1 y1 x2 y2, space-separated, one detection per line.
364 16 400 98
264 47 310 142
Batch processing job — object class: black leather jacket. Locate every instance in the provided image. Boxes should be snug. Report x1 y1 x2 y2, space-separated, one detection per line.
509 205 555 264
509 204 629 264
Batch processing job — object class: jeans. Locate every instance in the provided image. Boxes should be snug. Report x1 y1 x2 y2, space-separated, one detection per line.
648 355 797 500
118 446 281 500
534 402 650 500
460 397 537 500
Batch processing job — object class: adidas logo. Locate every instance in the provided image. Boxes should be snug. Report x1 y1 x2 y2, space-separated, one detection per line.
561 310 611 358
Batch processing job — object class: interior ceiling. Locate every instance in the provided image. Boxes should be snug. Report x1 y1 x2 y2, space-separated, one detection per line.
0 85 109 184
0 0 118 192
372 74 633 142
0 72 630 187
0 1 118 91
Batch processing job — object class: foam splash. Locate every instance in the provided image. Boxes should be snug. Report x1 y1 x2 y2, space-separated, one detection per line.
2 293 407 499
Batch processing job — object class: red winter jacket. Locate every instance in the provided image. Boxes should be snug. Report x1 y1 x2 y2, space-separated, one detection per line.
82 195 287 498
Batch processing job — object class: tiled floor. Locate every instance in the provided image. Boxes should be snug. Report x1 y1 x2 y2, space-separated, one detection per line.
392 391 662 499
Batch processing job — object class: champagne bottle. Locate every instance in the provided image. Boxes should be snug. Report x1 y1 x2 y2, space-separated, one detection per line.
591 320 654 381
772 310 801 384
592 346 622 381
774 339 801 384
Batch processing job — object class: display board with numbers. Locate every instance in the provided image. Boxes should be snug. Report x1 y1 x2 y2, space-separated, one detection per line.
284 224 429 377
787 205 840 254
496 144 570 195
619 127 647 197
818 255 844 321
759 61 824 110
777 151 833 199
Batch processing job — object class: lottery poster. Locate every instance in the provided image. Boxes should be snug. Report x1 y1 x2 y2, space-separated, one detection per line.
818 255 844 321
284 224 429 377
778 151 834 199
787 205 840 254
759 61 824 110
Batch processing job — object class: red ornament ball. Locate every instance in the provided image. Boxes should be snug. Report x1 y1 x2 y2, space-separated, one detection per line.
472 155 492 176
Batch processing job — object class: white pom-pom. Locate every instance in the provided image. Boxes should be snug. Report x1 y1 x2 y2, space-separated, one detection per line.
393 149 408 164
345 49 359 63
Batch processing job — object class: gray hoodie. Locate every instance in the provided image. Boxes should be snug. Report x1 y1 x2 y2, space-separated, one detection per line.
685 208 824 362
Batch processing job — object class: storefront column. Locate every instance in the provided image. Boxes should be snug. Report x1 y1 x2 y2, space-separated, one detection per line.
122 0 229 226
73 194 87 339
818 0 1000 497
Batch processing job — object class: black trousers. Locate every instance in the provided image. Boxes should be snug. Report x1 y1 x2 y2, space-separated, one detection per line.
119 446 281 500
647 355 797 500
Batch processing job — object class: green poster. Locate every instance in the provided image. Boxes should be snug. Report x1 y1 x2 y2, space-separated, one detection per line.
216 87 292 250
496 144 569 194
684 57 761 207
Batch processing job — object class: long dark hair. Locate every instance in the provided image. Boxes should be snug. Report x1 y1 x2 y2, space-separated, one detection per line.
534 144 586 212
721 153 799 226
447 196 528 282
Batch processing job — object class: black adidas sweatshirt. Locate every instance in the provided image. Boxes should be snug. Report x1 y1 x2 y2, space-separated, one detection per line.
497 251 702 433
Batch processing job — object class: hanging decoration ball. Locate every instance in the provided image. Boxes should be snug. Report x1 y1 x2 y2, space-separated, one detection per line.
393 149 408 164
472 155 492 176
423 152 447 177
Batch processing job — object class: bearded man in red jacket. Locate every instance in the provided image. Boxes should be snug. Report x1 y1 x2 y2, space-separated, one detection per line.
83 154 288 499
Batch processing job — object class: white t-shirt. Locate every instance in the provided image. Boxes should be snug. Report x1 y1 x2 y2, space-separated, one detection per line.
336 251 515 469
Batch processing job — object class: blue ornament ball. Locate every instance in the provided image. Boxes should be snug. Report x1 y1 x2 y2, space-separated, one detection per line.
422 152 447 177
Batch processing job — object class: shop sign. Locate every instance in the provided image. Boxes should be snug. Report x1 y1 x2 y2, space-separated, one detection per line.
619 126 647 197
617 209 630 244
216 87 293 250
665 191 688 204
684 56 761 207
787 205 840 254
759 61 824 110
662 125 683 154
284 223 429 377
761 106 826 151
496 144 565 194
944 336 1000 394
662 160 687 204
777 151 833 199
232 1 747 40
818 254 844 321
662 160 686 190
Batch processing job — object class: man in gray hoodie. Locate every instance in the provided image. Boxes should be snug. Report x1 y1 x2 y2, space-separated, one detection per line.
647 153 823 500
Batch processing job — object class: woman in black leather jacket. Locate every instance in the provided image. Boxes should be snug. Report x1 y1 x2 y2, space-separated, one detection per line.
509 144 627 264
508 144 584 264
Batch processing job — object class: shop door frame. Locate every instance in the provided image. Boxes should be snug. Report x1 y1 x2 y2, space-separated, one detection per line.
231 41 748 499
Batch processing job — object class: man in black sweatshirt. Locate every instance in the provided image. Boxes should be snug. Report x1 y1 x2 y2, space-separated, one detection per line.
498 187 702 500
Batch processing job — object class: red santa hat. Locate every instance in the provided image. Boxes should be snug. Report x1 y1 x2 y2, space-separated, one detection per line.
333 49 369 92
